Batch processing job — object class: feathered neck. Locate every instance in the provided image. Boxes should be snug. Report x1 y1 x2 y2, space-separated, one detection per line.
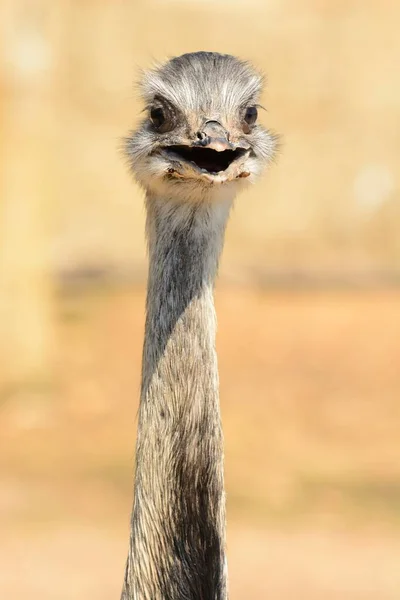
121 195 232 600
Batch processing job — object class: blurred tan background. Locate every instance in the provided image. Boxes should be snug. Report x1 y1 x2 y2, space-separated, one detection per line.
0 1 399 599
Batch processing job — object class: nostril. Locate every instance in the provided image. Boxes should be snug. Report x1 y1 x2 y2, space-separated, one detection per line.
195 131 210 146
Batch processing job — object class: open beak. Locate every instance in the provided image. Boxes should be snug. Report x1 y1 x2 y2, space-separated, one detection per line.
162 120 251 181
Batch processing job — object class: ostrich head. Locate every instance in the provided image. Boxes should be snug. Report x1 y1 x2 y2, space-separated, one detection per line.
125 52 277 202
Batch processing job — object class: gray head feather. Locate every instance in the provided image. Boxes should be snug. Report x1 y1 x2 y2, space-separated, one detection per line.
141 52 263 112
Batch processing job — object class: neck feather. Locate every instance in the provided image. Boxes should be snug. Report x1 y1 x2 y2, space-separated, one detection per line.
122 195 232 600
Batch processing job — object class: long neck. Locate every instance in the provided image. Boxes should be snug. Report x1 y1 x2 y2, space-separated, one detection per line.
122 195 232 600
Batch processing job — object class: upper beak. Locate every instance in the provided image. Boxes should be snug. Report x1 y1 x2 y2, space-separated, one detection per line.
193 120 250 152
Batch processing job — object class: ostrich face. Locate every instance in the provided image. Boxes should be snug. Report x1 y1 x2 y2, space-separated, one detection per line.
125 52 277 201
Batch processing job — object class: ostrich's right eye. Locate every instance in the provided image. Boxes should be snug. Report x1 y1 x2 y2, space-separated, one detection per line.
149 98 177 133
150 107 165 129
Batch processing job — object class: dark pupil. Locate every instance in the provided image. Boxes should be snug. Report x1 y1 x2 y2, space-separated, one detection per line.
244 106 258 125
150 107 165 128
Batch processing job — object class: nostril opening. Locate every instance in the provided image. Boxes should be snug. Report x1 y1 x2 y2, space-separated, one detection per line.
197 131 206 140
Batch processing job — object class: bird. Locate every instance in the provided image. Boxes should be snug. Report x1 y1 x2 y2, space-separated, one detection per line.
120 51 277 600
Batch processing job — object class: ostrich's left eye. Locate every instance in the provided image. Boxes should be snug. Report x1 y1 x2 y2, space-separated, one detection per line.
242 106 258 133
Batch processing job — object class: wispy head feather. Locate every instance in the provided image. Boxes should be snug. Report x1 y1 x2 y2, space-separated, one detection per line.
141 52 263 114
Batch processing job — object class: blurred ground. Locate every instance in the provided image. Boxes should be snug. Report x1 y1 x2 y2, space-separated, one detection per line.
1 286 399 599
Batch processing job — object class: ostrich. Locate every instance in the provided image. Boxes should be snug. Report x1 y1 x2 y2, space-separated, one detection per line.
121 52 276 600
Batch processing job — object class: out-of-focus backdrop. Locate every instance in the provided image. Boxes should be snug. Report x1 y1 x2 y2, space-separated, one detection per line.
0 1 399 599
